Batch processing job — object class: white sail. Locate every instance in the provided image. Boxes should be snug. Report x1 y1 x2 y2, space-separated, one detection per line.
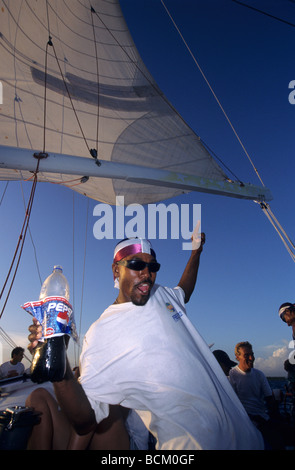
0 0 271 204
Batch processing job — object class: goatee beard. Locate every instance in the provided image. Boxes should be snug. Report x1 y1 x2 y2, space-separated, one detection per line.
131 292 151 306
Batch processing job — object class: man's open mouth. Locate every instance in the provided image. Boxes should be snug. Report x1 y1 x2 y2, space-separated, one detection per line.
136 282 152 295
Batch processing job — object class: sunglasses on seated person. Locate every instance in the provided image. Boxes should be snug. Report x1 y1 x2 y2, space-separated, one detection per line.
116 259 161 273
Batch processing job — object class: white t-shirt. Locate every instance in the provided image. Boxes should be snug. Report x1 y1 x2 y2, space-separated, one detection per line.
79 284 263 450
0 361 25 379
229 366 273 420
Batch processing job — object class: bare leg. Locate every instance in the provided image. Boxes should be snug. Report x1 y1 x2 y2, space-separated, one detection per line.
67 405 130 450
89 405 130 450
26 389 130 450
25 387 71 450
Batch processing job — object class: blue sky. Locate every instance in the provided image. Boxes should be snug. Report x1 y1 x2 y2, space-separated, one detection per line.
0 0 295 376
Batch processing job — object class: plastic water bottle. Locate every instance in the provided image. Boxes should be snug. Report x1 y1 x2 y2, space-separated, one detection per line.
39 265 70 301
30 266 70 383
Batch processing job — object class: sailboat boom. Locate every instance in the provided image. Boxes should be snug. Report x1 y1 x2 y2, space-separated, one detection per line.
0 146 272 202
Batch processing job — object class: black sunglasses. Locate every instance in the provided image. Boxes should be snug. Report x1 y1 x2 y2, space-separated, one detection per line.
117 259 160 273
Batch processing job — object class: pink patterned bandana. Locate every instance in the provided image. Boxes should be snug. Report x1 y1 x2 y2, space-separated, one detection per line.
113 238 156 263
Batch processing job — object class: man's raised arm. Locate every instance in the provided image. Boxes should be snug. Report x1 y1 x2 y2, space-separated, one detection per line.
178 231 205 304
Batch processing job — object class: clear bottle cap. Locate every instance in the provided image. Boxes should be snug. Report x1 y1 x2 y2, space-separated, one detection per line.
53 265 63 272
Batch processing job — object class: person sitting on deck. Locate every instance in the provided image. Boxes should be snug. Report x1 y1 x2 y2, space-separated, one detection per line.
0 347 25 379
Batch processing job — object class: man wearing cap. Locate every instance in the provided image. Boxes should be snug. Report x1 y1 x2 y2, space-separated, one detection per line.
213 349 237 377
29 233 263 450
278 303 295 340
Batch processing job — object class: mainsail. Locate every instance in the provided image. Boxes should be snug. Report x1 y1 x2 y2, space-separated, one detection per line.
0 0 271 205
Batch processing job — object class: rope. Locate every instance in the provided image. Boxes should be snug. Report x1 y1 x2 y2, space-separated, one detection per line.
0 326 19 350
90 5 200 140
73 198 89 365
258 202 295 262
44 2 94 157
231 0 295 28
160 0 265 187
19 182 43 286
161 0 295 263
0 158 41 320
49 178 87 188
0 327 32 363
90 6 100 155
0 4 95 350
0 182 9 206
72 191 75 335
49 40 91 154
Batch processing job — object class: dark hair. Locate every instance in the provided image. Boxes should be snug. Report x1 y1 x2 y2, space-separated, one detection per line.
279 302 295 311
279 303 295 322
11 347 24 358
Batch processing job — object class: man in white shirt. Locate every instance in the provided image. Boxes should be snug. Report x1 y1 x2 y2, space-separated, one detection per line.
229 341 285 449
28 235 263 450
0 347 25 379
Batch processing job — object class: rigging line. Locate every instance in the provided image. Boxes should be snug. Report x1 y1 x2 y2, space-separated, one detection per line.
45 0 51 37
231 0 295 28
0 327 32 363
90 7 204 147
90 6 100 153
72 192 78 365
19 181 42 286
161 1 295 262
49 178 83 185
0 182 9 206
266 205 295 251
161 1 295 263
0 25 47 306
50 40 91 153
43 40 50 153
42 27 91 155
256 202 295 262
0 160 40 319
259 202 295 252
160 0 265 188
201 139 244 185
77 198 89 359
261 207 295 262
72 193 75 336
64 181 87 188
0 326 18 349
0 185 34 301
